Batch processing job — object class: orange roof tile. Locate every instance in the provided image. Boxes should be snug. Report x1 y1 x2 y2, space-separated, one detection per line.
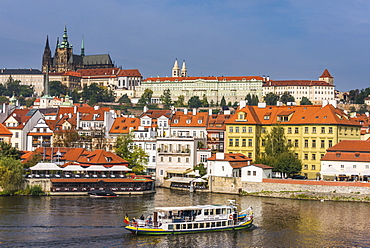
77 149 128 165
110 117 140 134
320 69 333 78
208 153 252 161
0 123 12 136
117 69 142 77
171 111 209 127
144 75 264 82
263 80 333 87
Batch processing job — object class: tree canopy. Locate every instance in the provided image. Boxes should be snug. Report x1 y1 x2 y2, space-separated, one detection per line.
188 96 202 108
174 95 186 107
245 93 259 106
0 141 22 160
138 88 153 106
264 92 279 105
220 96 227 107
114 132 148 174
255 126 302 177
160 89 172 108
118 94 132 104
300 96 313 105
201 94 209 107
280 92 295 104
0 157 24 192
81 83 116 105
0 77 34 97
348 87 370 104
49 81 68 97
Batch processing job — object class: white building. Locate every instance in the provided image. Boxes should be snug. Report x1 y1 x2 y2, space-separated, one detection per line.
241 164 273 182
0 69 44 97
207 153 252 177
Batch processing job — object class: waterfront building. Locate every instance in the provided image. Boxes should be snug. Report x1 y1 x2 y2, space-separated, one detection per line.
0 123 12 143
207 152 252 177
321 139 370 181
241 164 274 182
206 109 231 152
225 102 361 179
27 118 54 151
262 69 335 105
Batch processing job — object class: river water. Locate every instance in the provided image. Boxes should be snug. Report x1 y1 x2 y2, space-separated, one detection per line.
0 188 369 247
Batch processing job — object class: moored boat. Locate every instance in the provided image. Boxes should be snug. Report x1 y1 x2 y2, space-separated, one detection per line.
124 200 253 235
88 190 117 197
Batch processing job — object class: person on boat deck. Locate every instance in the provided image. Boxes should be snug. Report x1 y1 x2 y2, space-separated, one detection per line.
140 215 145 220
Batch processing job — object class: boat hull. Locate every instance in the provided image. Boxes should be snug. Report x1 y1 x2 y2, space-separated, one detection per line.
125 219 253 235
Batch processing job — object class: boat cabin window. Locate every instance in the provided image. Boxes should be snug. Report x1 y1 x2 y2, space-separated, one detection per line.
216 209 221 215
228 220 233 225
216 222 222 227
187 223 192 229
204 209 209 215
199 223 204 228
222 221 227 226
227 208 232 214
194 223 199 228
176 224 180 230
168 224 174 230
209 209 214 215
205 223 210 228
222 208 226 214
182 224 186 229
211 222 216 227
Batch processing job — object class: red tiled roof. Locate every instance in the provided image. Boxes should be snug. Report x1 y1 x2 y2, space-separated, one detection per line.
326 139 370 152
0 123 12 136
117 69 142 77
208 153 252 161
144 76 264 82
320 69 333 78
140 109 172 119
207 114 232 130
50 178 153 183
77 149 128 165
171 111 209 127
77 68 120 78
110 117 140 134
226 105 360 126
251 164 274 169
4 109 34 129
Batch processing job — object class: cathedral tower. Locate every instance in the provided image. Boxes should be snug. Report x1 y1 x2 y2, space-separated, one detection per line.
172 59 180 77
42 36 52 73
181 60 187 77
54 25 73 72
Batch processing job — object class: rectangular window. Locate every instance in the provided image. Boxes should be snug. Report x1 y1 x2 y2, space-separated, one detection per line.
261 127 266 133
312 140 316 148
229 127 233 133
248 139 252 146
242 127 246 133
353 165 356 169
329 127 333 134
261 139 265 147
160 169 164 176
186 158 189 163
160 157 163 162
253 171 256 176
248 152 252 158
169 157 172 162
15 132 19 138
247 171 251 176
321 127 325 134
321 140 325 148
304 140 308 148
304 127 309 134
312 127 316 134
328 140 333 148
295 127 299 134
248 127 253 133
235 139 239 147
235 127 239 133
229 139 233 147
312 154 316 160
287 127 292 134
178 157 181 163
152 156 156 162
242 139 246 147
287 139 292 146
312 165 316 170
294 139 299 148
304 154 308 160
304 165 308 170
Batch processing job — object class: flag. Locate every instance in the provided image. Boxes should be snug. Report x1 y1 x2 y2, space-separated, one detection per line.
124 214 130 224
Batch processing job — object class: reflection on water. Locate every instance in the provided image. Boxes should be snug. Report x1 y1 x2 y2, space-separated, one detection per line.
0 188 369 247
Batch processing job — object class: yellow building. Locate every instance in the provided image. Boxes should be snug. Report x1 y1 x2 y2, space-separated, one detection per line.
225 103 361 179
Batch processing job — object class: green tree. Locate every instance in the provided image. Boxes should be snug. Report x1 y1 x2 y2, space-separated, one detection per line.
201 94 209 107
0 157 24 192
138 88 153 106
118 94 131 104
174 95 186 107
210 99 215 107
0 96 8 104
279 91 295 104
71 89 80 103
188 96 202 108
245 93 258 105
349 106 356 112
194 163 207 177
4 76 33 97
114 132 148 174
0 142 22 160
26 97 36 107
300 96 313 105
220 96 227 107
264 92 279 105
50 81 68 97
358 104 368 114
160 89 172 108
255 126 302 177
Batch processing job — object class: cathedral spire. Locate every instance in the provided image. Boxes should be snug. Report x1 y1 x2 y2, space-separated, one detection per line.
60 25 71 48
181 60 187 77
42 35 52 73
172 58 180 77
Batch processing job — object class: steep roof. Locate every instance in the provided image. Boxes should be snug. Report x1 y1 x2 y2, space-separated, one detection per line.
0 68 43 75
226 104 360 126
77 67 119 77
140 109 172 119
117 69 142 77
320 69 333 78
77 149 128 165
4 109 37 129
171 111 209 127
0 123 12 136
82 54 113 66
110 117 140 134
207 113 232 131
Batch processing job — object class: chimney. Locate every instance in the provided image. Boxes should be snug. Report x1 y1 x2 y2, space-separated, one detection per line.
267 76 270 81
239 100 246 109
74 105 77 114
322 100 328 107
143 105 148 113
209 109 212 116
193 108 196 116
258 102 266 108
365 112 369 117
184 109 188 115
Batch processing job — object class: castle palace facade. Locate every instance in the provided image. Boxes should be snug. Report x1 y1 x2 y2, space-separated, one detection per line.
42 26 114 73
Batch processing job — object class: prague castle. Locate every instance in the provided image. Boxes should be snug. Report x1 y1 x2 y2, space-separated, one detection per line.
42 26 114 73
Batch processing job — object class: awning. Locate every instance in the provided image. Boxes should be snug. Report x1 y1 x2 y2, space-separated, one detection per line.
62 165 86 171
30 162 62 171
320 166 339 175
342 167 360 176
83 165 110 171
360 169 370 176
166 177 194 183
166 168 192 174
191 178 207 183
105 165 132 171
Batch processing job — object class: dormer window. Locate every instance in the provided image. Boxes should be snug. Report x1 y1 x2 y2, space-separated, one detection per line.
105 157 112 162
198 120 202 124
264 115 270 120
186 119 191 124
174 119 179 124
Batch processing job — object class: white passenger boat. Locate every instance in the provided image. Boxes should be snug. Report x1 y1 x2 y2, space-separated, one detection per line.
125 200 253 235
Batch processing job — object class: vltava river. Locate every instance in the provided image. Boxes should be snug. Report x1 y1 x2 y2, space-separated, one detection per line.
0 188 369 247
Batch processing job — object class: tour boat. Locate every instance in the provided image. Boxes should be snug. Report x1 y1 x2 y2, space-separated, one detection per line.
88 190 117 197
124 200 253 235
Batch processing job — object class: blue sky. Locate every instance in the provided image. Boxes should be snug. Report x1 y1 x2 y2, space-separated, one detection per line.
1 0 370 91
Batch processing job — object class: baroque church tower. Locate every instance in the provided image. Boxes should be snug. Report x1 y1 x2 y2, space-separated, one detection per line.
54 26 73 72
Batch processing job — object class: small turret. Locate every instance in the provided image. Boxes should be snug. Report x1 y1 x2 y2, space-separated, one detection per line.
172 59 180 77
181 60 187 77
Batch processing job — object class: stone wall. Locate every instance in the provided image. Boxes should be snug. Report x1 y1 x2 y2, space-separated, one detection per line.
209 176 370 195
25 179 52 192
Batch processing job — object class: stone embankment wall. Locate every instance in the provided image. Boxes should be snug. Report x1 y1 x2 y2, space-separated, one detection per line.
25 179 52 192
209 176 370 195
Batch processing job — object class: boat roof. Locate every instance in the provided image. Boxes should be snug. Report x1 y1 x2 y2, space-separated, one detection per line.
155 204 233 212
